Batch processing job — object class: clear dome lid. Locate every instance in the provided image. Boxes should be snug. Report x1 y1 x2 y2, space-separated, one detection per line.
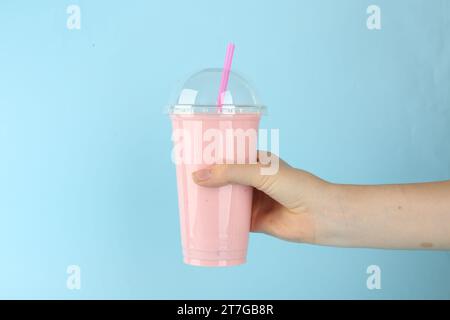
168 68 266 115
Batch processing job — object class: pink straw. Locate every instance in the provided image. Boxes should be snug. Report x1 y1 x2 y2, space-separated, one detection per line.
217 43 235 110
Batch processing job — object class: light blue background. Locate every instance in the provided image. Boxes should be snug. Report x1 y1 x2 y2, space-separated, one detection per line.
0 0 449 299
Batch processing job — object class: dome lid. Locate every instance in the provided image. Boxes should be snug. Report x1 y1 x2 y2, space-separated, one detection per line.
168 68 266 114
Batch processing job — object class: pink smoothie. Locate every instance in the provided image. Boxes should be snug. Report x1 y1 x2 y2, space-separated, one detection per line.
171 113 260 267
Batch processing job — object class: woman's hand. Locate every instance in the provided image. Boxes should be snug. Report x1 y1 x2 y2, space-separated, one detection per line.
192 154 341 245
192 153 450 250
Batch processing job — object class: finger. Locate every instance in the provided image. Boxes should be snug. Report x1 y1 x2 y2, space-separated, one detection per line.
192 153 301 209
250 189 274 233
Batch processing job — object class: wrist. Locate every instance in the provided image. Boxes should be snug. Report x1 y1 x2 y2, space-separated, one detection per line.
310 182 355 247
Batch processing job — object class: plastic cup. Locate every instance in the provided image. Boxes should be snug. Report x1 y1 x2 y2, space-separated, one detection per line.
168 69 265 267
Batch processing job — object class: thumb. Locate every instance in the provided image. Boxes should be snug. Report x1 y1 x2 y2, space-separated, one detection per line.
192 154 300 209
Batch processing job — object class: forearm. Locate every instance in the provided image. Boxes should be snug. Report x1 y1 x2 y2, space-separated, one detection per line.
316 181 450 249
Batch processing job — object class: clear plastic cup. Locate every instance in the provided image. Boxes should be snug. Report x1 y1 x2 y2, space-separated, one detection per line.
168 69 265 267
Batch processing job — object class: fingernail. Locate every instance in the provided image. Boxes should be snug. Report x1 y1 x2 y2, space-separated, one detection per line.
193 169 212 181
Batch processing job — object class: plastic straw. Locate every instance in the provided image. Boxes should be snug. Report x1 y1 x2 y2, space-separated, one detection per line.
217 43 235 110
